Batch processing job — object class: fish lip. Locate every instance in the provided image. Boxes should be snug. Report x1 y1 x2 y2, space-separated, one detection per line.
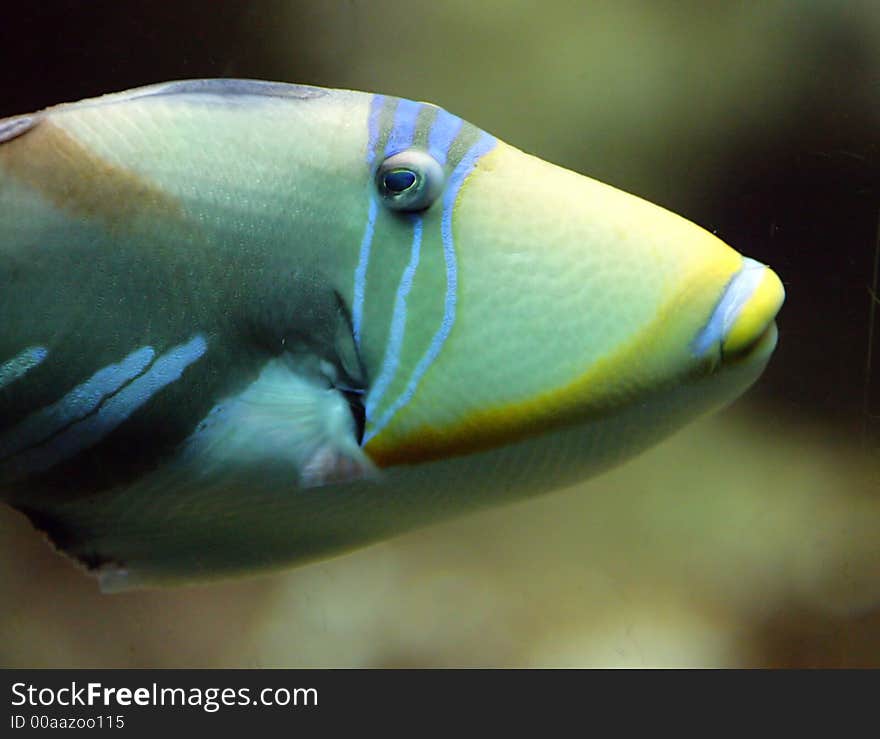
691 257 780 362
722 319 778 366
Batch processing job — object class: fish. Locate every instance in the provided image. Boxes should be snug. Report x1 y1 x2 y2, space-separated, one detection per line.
0 79 784 591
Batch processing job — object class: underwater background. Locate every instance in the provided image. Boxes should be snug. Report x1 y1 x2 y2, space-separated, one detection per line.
1 0 879 667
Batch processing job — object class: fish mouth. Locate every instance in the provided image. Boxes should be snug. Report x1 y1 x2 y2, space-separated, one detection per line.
692 257 785 363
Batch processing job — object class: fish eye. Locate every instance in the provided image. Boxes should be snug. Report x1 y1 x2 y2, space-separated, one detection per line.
375 149 444 212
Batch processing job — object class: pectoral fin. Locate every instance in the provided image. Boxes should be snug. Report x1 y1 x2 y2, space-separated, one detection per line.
183 355 377 488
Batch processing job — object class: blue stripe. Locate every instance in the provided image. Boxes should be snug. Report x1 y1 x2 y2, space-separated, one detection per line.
365 215 423 422
5 336 207 477
364 132 498 443
0 346 48 390
352 95 387 348
365 94 385 167
384 98 422 156
427 109 463 165
352 198 378 348
0 346 154 459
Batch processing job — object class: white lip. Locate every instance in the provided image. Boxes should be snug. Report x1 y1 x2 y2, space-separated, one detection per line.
692 257 768 357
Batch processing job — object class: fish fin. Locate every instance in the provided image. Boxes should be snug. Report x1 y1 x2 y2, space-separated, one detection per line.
96 563 134 593
10 505 137 592
300 442 377 487
5 355 378 592
183 355 377 488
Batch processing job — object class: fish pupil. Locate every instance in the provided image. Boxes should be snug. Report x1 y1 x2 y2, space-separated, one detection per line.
383 169 417 193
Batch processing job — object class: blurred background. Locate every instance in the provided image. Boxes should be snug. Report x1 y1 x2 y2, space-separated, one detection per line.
2 0 879 667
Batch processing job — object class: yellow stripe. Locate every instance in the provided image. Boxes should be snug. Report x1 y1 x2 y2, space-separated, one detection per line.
365 259 736 467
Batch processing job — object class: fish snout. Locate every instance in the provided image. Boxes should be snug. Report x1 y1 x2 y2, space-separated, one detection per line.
693 257 785 362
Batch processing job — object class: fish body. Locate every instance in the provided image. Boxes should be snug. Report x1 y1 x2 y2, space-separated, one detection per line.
0 80 784 589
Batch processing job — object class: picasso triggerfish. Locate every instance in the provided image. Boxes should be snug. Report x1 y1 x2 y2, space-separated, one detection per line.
0 80 784 590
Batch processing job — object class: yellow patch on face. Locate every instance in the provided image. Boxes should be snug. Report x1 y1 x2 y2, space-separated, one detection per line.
364 257 739 467
0 117 182 228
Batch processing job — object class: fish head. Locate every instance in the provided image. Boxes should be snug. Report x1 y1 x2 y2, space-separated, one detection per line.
350 97 784 469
